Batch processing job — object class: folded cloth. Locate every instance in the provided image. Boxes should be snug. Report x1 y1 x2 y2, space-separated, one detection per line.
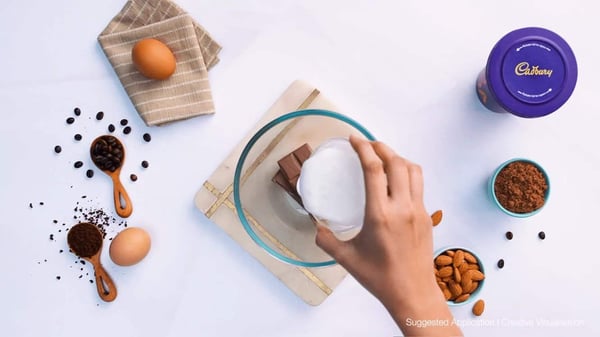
98 0 221 126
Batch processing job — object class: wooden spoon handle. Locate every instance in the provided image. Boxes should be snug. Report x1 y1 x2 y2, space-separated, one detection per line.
112 175 133 218
92 261 117 302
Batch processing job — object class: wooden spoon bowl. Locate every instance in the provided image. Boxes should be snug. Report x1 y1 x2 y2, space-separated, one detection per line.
90 135 133 218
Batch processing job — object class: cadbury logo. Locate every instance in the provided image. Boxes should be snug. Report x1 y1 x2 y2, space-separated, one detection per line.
515 62 553 77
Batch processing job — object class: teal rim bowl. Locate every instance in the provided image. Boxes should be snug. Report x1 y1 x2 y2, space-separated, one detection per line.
434 246 485 306
489 158 550 217
233 109 375 267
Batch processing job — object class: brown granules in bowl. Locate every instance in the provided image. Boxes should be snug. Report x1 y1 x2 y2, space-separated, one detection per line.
494 161 548 213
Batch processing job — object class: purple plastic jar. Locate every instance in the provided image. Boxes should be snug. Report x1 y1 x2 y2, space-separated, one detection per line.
476 27 577 118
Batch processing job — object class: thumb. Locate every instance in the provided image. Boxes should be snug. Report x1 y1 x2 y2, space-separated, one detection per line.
315 224 347 262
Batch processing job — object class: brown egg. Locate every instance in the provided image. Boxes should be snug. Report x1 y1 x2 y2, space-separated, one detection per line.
132 38 176 80
109 227 151 266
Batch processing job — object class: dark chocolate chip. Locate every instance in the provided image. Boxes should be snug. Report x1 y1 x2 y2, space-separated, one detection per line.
54 145 62 153
141 160 149 168
86 169 94 178
123 126 132 134
108 124 115 133
39 202 44 205
74 161 83 168
74 134 82 141
143 133 151 142
120 119 128 126
74 107 81 116
505 231 513 240
497 259 505 269
56 276 61 280
538 231 546 240
96 111 104 120
49 234 54 240
66 117 75 124
29 203 33 208
130 174 138 182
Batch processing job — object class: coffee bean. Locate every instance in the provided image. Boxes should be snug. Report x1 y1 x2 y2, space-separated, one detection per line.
538 231 546 240
141 160 149 168
497 259 505 269
54 145 62 153
66 117 75 124
86 169 94 178
130 174 138 182
96 111 104 120
56 276 61 280
123 126 132 134
108 124 115 133
120 119 128 126
74 161 83 168
74 107 81 116
505 231 513 240
74 134 82 141
143 133 151 142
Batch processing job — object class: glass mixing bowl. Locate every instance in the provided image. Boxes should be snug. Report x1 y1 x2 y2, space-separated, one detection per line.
233 109 375 267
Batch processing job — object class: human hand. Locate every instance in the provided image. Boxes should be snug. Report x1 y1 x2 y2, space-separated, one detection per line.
315 135 461 336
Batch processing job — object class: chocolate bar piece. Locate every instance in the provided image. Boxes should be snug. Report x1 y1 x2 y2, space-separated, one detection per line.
272 143 312 205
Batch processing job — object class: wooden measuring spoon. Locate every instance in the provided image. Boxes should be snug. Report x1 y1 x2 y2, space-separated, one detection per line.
67 222 117 302
90 135 133 218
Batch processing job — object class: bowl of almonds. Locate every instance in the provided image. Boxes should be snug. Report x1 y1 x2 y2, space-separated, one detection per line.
434 247 485 306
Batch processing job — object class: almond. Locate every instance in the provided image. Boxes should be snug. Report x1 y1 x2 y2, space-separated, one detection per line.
464 251 477 264
453 250 465 267
453 267 462 283
436 276 442 283
471 270 485 281
442 276 451 283
438 266 453 278
454 293 470 303
461 270 473 291
445 250 455 257
431 210 443 226
437 281 448 291
443 288 452 301
435 255 453 266
458 263 469 274
467 263 480 271
467 281 479 294
472 299 485 316
448 280 462 297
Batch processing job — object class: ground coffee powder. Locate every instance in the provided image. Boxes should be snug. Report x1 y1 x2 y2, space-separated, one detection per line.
494 161 548 213
67 222 102 258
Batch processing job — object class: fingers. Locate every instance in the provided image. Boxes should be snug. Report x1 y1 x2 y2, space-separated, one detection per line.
408 163 424 202
371 141 410 202
315 225 348 262
349 135 388 206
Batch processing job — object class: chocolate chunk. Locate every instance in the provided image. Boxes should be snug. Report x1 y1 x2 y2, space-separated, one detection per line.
54 145 62 153
538 231 546 240
505 231 513 240
272 143 313 205
143 133 151 142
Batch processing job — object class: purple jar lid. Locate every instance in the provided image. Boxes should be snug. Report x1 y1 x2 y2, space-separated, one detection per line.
486 27 578 118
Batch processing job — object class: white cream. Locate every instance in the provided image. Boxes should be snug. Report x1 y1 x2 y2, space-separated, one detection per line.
297 138 365 232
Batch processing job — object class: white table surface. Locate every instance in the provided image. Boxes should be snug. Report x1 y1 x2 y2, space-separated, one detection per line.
1 1 599 336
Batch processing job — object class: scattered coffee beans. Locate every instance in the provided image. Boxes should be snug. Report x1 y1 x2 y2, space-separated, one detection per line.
143 133 151 142
141 160 149 168
120 119 128 126
108 124 115 133
86 169 94 178
74 134 82 141
538 231 546 240
66 117 75 125
130 174 138 182
123 126 132 134
74 161 83 168
505 231 513 240
91 135 124 172
74 107 81 116
96 111 104 120
497 259 505 269
54 145 62 154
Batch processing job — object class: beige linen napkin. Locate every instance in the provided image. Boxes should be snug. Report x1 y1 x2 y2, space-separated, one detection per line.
98 0 221 126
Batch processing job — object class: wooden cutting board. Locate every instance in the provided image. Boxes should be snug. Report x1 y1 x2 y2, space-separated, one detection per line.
194 80 349 306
